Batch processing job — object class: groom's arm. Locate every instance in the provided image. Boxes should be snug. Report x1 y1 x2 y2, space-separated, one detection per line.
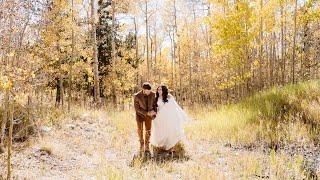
152 100 157 113
134 96 147 117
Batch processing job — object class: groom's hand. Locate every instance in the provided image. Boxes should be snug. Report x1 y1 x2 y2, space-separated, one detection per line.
147 111 156 117
151 111 156 116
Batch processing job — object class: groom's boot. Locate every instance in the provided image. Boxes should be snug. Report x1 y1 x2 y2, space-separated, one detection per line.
139 141 144 156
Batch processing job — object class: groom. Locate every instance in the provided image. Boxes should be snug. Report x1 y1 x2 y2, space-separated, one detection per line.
134 82 157 156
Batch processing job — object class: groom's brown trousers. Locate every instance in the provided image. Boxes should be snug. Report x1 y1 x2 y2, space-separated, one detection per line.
136 116 152 151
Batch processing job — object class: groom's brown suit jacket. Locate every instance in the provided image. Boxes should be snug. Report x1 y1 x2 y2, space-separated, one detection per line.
134 91 157 122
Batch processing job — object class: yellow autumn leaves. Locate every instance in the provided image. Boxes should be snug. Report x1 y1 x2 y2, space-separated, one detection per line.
0 76 13 90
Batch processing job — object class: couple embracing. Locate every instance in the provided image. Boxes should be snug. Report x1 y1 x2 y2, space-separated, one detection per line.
134 82 188 157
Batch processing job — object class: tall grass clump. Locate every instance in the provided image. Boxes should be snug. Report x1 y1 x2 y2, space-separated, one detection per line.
187 80 320 148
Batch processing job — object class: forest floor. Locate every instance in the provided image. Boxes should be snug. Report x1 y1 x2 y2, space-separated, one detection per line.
0 107 313 179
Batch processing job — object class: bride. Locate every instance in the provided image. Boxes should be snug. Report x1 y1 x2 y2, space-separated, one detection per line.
150 85 188 154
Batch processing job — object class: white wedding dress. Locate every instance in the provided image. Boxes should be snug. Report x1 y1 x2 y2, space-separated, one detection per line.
150 95 188 150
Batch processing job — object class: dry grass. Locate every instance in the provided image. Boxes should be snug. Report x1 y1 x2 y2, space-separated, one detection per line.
39 143 53 155
98 108 312 179
3 81 320 179
93 81 320 179
0 106 312 179
186 80 320 148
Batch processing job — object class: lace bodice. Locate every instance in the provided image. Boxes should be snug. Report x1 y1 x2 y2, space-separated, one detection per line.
157 95 173 110
157 98 165 110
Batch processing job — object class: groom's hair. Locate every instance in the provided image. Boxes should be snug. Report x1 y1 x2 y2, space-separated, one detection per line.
142 82 152 90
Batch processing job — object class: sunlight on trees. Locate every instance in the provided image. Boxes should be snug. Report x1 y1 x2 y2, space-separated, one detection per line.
0 0 319 178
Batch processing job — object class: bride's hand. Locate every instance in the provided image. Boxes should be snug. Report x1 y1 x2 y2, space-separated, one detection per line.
147 111 153 116
148 111 156 116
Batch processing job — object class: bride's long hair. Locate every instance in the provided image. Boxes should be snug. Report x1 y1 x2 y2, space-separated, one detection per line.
156 85 169 106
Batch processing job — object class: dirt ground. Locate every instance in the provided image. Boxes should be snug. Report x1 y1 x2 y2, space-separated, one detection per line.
0 110 310 179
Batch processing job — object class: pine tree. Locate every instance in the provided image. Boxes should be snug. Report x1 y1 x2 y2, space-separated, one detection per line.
97 0 121 76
